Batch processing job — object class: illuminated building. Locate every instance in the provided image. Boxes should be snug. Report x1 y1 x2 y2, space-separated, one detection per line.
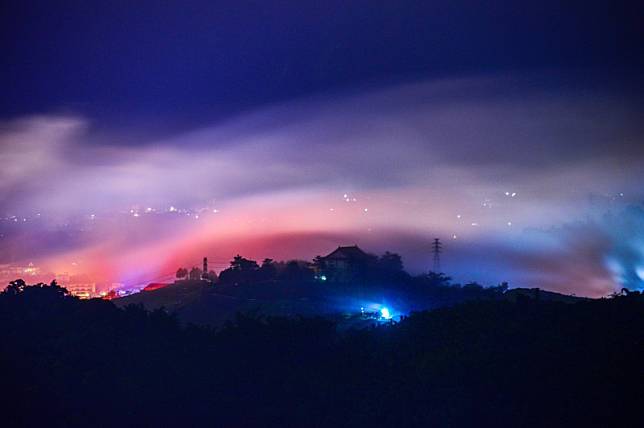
0 263 40 279
64 282 96 299
110 283 123 291
23 262 40 276
59 274 96 299
0 264 26 279
0 263 50 291
56 272 71 284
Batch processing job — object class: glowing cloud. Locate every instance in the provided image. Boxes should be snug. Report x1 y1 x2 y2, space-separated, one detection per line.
0 75 642 295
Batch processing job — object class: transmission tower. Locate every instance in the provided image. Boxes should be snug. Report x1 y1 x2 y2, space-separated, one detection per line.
432 238 442 272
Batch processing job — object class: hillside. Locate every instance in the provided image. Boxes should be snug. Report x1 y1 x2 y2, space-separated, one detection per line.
503 287 588 303
115 280 326 323
3 284 643 427
115 279 587 326
114 279 208 313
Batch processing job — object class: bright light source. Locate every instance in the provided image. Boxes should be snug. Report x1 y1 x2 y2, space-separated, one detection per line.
320 275 327 281
380 307 391 319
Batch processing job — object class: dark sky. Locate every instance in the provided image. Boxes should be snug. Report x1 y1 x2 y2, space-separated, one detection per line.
2 1 642 127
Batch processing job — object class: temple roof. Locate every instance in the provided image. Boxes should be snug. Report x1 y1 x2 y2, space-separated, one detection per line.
322 245 370 260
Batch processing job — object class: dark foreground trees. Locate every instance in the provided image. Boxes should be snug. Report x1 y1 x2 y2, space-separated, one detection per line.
1 281 642 427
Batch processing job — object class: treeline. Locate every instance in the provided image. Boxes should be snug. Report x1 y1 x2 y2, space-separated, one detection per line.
174 252 510 308
1 280 642 427
175 252 408 285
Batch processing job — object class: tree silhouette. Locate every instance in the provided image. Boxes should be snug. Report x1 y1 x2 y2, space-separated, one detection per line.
176 267 188 280
189 267 203 281
378 251 403 273
219 255 260 284
2 281 642 427
3 279 68 297
424 271 452 286
279 260 313 283
312 255 326 272
230 255 259 272
259 258 278 281
4 278 27 295
204 270 218 283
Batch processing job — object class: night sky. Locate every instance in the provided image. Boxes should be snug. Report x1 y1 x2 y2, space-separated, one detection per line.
1 1 643 295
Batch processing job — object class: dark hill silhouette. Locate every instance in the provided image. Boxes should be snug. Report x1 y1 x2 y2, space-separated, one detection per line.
113 254 581 326
114 253 520 325
116 277 357 325
117 278 584 327
504 287 587 303
117 278 208 313
1 279 642 427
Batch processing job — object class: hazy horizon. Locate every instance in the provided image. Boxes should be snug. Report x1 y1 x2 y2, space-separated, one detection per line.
1 2 643 297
